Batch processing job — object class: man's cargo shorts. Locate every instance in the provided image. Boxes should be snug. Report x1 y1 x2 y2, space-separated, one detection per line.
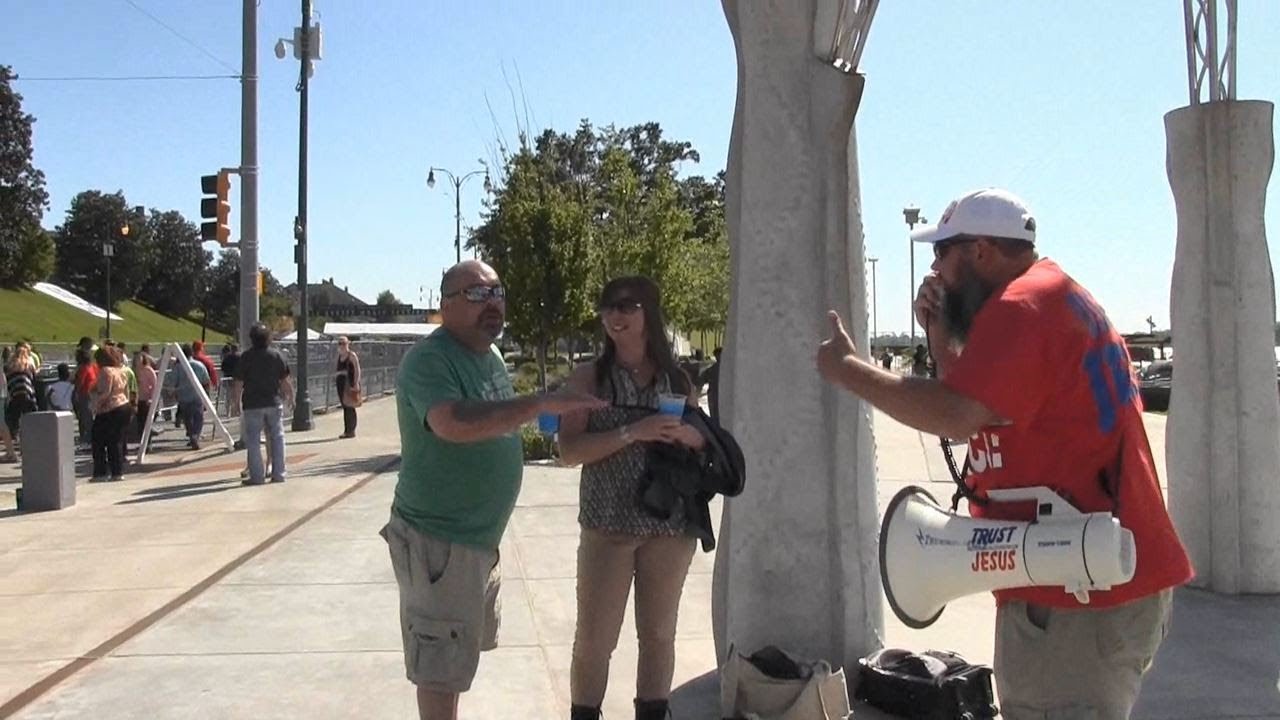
380 512 501 693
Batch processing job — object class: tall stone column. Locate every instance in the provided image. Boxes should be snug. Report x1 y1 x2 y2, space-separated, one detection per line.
1165 99 1280 593
712 0 883 671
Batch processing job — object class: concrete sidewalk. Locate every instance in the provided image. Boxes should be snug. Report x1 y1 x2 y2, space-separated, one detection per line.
1 401 1277 719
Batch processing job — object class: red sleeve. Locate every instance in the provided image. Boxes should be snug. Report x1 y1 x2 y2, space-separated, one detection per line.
941 295 1053 426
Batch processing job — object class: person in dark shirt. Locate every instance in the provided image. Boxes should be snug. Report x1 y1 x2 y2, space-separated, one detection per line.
221 343 241 416
233 324 293 485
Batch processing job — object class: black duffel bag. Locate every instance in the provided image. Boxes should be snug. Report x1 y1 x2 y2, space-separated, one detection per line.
855 648 998 720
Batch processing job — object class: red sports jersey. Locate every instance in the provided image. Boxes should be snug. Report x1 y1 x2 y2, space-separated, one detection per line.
942 259 1193 608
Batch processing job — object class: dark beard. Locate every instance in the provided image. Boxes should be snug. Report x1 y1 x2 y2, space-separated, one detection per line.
942 274 995 342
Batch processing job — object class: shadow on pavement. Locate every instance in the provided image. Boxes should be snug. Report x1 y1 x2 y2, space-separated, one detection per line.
116 479 242 505
281 453 401 480
1132 586 1280 719
671 668 721 718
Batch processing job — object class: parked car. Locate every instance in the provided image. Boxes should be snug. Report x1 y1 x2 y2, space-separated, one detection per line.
1139 361 1173 412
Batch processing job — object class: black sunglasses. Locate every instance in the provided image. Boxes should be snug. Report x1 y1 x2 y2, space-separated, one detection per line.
597 298 643 315
933 237 978 261
444 284 506 303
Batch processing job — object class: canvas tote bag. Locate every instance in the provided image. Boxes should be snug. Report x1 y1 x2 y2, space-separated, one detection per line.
719 644 851 720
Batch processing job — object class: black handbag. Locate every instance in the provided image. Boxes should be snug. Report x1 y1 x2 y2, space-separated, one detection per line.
855 648 998 720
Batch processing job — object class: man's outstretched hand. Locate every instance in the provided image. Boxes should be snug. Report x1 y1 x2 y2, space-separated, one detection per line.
816 310 857 386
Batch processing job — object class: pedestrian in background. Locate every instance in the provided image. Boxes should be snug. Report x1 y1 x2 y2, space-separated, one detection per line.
174 343 211 450
0 366 16 463
221 343 242 417
335 336 362 438
4 343 37 442
73 346 98 447
89 347 131 482
135 354 157 440
46 363 75 412
234 323 294 485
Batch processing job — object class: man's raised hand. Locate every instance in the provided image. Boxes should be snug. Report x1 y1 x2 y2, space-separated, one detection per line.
816 310 857 385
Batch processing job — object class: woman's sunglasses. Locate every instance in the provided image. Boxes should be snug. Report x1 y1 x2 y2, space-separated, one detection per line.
597 298 643 315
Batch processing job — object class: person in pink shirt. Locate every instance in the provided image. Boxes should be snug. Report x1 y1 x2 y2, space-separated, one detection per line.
135 354 158 440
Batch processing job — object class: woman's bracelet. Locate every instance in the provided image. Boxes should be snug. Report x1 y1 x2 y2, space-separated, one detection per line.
618 425 632 445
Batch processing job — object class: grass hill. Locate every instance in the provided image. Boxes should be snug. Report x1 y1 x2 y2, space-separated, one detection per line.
0 287 230 346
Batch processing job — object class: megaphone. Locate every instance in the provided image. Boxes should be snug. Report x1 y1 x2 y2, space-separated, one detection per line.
879 485 1136 629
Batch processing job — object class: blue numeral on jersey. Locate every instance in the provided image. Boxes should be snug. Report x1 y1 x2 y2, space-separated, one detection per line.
1084 341 1135 433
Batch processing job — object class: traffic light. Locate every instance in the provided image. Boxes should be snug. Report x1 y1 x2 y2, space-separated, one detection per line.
200 170 232 245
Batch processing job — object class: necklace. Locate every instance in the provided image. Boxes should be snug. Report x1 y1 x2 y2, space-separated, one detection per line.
617 358 649 375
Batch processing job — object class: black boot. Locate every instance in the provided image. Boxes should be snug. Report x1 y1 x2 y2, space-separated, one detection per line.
634 698 670 720
570 704 601 720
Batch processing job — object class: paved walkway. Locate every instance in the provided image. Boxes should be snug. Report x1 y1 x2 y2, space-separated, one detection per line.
0 399 1276 718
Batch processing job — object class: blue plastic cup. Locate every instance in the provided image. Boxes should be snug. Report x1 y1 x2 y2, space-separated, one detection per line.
537 412 559 435
657 393 686 417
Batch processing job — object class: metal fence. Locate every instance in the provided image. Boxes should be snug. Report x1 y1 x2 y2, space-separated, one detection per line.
16 339 414 421
211 339 415 420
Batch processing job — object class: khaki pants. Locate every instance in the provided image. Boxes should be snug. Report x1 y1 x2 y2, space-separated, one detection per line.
381 513 500 693
995 590 1173 720
570 528 697 706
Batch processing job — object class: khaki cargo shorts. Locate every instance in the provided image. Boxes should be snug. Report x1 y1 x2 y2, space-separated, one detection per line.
995 589 1173 720
380 512 501 693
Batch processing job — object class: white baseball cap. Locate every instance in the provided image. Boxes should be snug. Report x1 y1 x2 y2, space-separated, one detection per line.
910 188 1037 245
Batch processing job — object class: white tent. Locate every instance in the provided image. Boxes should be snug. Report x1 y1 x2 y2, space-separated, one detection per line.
280 327 329 341
323 322 440 339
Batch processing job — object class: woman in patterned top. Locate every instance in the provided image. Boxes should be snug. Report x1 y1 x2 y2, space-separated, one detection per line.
557 276 706 720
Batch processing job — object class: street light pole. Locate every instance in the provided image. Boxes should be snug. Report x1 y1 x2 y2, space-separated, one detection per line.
103 241 114 339
428 167 491 264
902 206 925 346
867 256 878 350
289 0 315 431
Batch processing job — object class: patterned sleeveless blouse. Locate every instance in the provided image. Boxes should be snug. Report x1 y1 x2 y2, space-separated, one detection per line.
579 364 688 536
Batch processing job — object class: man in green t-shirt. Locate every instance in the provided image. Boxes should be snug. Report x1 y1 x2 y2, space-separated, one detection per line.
383 260 603 719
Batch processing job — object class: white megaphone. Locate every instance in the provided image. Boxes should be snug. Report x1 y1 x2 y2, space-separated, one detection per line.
879 485 1136 629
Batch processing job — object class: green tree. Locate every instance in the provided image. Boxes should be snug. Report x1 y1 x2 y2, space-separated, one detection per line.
53 192 153 308
137 210 211 317
474 119 723 360
203 250 241 334
376 289 402 306
489 152 594 389
201 250 292 336
10 227 55 286
0 66 52 288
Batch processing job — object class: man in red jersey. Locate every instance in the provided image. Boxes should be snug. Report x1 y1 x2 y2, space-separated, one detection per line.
816 188 1192 718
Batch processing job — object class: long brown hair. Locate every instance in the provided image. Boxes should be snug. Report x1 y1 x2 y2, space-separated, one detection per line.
594 276 690 397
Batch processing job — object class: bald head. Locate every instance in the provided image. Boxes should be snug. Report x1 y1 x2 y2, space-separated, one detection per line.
439 260 505 352
441 260 497 295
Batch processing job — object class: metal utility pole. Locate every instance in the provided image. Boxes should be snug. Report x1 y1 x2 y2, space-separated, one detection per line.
103 241 114 338
903 206 924 346
240 0 260 349
867 256 878 349
290 0 315 431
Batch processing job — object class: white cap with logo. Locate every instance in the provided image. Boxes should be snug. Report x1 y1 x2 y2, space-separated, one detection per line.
910 188 1037 245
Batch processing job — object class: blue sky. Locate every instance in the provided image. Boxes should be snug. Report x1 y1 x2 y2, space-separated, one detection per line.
5 1 1278 334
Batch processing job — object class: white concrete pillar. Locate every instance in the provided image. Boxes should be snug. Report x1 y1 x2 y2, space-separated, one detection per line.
1165 99 1280 593
712 0 883 670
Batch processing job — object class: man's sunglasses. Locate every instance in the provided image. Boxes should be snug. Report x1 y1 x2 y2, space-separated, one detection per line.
933 237 977 261
597 299 643 315
444 284 506 303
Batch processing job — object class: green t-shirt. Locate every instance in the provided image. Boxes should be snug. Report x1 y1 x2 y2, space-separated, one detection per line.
392 329 523 549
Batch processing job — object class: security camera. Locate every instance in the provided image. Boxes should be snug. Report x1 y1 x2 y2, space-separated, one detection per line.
274 39 287 60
